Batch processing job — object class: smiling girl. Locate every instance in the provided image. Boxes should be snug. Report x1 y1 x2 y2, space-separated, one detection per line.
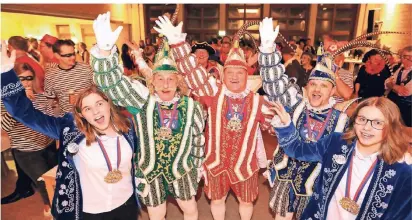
271 97 411 219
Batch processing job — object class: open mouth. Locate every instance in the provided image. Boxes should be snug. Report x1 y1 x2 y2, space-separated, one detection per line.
360 132 374 140
311 94 321 101
95 116 105 124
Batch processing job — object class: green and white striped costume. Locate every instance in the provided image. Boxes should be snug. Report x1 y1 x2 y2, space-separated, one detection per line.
90 47 206 207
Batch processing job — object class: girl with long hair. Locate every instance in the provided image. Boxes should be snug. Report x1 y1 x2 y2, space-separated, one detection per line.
270 96 411 219
1 42 140 220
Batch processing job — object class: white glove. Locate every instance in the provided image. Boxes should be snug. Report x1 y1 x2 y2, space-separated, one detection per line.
259 17 279 53
1 40 16 73
262 170 270 179
153 15 186 45
93 12 123 51
135 177 149 197
197 166 208 186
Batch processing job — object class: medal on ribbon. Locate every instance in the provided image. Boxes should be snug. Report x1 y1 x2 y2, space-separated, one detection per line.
340 150 378 215
157 101 179 141
305 108 333 142
96 137 123 184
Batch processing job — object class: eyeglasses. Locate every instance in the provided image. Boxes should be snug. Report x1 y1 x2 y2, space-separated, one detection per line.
59 52 76 58
19 76 34 81
355 116 385 130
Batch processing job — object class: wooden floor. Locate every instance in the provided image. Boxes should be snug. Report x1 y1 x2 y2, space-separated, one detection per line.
1 132 278 220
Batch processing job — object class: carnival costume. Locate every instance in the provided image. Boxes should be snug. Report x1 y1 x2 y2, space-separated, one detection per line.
152 16 276 203
263 41 349 218
90 14 206 207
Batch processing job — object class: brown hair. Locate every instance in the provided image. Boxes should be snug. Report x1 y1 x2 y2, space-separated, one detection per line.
8 36 29 52
147 73 189 96
13 62 41 93
73 86 131 146
342 97 411 164
52 39 75 54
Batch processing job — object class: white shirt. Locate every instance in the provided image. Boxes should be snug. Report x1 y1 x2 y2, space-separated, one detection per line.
73 134 134 214
326 146 379 220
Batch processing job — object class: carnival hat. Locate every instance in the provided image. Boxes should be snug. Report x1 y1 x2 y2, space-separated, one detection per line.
191 42 216 55
224 40 248 71
40 34 58 45
152 40 178 75
308 43 337 86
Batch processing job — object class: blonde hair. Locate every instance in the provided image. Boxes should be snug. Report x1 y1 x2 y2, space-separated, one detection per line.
147 73 189 96
73 86 131 146
342 97 411 164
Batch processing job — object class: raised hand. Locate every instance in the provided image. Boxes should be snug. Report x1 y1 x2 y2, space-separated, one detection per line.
153 15 186 45
125 40 143 59
1 40 16 73
259 17 279 49
271 101 291 126
93 12 123 51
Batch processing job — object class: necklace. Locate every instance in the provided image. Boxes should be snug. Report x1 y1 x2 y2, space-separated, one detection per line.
96 137 123 184
157 101 179 141
339 151 378 215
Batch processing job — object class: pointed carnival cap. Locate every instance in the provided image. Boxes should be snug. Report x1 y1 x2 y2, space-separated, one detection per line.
152 39 178 75
308 42 337 86
223 40 248 71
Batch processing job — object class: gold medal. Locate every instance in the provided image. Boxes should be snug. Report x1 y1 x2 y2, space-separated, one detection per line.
159 126 173 140
339 197 360 215
227 117 242 132
104 169 123 184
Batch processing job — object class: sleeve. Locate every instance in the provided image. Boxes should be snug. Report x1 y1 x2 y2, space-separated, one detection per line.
383 172 412 219
1 111 17 133
258 49 302 109
90 45 149 113
170 41 217 97
190 101 206 168
273 122 336 162
1 69 67 140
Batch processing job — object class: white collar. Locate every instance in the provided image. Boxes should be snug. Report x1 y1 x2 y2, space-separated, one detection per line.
223 85 250 99
304 97 336 114
154 94 180 106
355 143 380 162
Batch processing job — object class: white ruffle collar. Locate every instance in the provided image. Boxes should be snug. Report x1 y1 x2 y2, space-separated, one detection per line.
223 86 250 99
304 97 336 114
154 93 180 106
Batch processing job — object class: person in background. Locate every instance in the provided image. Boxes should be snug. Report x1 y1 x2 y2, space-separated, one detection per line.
282 44 306 88
333 53 354 103
143 45 155 69
44 39 94 116
8 36 45 93
77 42 90 64
298 38 306 51
220 41 231 63
355 49 391 100
1 63 57 219
300 52 314 87
39 34 59 68
210 38 220 56
271 97 411 220
121 43 135 76
28 38 41 62
139 39 145 49
222 35 231 44
386 45 412 127
192 42 223 81
304 38 316 55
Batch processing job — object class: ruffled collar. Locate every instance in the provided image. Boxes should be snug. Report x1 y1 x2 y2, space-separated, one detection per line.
154 93 180 106
223 86 250 99
304 97 336 114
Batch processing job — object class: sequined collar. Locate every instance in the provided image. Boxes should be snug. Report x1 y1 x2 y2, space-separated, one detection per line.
304 97 336 114
154 94 180 106
223 86 250 99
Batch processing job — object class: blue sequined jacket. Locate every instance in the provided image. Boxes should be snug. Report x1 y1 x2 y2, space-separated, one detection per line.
1 69 140 220
274 122 412 220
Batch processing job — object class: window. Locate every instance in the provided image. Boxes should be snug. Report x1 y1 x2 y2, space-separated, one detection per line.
56 25 71 40
270 4 310 42
315 4 359 44
145 4 177 43
185 4 219 42
226 4 263 37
